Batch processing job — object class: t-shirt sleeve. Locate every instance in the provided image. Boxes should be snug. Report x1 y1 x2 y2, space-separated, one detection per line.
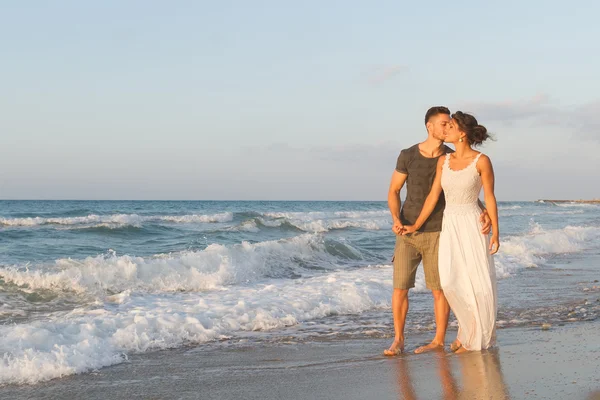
395 150 409 174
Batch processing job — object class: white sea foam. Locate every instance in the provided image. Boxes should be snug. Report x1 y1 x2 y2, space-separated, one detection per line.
553 202 599 208
2 218 600 385
227 220 260 232
286 219 390 233
0 265 397 385
260 210 391 232
498 205 522 210
500 209 585 217
0 212 233 227
0 234 355 295
2 223 597 297
494 224 600 277
0 209 395 233
263 210 389 220
154 213 233 223
253 216 390 232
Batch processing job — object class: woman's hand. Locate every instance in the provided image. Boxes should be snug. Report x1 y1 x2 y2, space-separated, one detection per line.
401 225 418 235
489 235 500 255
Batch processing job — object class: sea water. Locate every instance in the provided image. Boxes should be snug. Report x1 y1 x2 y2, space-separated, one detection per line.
1 200 599 385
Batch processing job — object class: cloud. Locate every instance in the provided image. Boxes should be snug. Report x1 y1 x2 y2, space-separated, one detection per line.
460 94 600 141
365 65 407 86
244 141 400 169
461 93 555 123
568 100 600 139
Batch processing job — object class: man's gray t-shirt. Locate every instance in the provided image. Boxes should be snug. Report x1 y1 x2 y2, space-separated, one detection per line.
396 144 454 232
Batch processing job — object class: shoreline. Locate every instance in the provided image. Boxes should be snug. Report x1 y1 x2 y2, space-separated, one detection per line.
537 199 600 204
2 321 599 400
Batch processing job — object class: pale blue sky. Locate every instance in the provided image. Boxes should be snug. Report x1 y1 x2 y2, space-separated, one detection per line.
1 0 599 200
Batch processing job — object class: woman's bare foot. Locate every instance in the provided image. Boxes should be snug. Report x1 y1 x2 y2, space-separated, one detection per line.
449 340 462 352
414 340 444 354
383 338 404 356
454 346 469 354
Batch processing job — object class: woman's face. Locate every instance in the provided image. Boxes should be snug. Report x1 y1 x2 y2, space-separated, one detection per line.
444 119 465 144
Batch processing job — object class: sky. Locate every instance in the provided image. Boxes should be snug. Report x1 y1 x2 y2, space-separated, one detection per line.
1 0 599 201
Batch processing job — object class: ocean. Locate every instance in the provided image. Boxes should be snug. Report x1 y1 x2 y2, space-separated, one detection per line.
1 200 599 385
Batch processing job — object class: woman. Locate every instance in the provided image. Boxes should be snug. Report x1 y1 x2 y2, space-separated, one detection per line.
402 111 499 353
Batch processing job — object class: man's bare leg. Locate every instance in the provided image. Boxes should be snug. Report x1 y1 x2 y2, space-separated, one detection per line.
384 288 409 356
414 289 449 353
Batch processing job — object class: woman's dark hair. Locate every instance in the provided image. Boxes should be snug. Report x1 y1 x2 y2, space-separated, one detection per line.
451 111 491 146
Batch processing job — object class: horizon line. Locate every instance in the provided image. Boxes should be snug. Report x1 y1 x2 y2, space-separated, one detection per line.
0 198 537 202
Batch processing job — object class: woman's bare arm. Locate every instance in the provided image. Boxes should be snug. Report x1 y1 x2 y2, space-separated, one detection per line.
478 155 500 254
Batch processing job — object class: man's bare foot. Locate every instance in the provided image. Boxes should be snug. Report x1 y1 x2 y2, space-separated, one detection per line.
383 339 404 356
414 341 444 354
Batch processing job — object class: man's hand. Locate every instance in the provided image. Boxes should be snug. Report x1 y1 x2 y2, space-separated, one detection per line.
401 225 417 235
479 209 492 235
392 218 404 235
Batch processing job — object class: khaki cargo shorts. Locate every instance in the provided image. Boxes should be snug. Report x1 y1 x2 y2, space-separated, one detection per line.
392 231 441 291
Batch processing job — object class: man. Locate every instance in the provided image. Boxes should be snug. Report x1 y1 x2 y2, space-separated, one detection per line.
385 106 491 355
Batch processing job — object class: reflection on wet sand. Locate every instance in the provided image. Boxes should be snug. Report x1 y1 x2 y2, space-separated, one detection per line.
587 391 600 400
393 356 418 400
393 349 510 400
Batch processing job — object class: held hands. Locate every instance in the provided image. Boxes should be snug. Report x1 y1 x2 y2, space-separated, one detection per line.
392 219 404 235
401 225 418 235
392 218 418 235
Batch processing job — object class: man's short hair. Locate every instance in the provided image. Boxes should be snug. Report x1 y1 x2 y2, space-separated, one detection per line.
424 106 450 125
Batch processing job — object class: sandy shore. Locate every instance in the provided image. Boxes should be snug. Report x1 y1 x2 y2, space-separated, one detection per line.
2 320 599 400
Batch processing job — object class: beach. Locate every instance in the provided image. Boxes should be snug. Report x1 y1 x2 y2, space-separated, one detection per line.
1 200 599 398
3 0 600 397
1 320 599 399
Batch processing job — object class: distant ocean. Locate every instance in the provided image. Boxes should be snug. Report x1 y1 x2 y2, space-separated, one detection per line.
1 200 599 385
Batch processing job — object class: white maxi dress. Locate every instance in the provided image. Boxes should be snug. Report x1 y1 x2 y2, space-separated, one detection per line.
439 153 497 351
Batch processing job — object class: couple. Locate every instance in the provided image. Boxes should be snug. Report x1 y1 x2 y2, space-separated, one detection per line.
385 106 499 355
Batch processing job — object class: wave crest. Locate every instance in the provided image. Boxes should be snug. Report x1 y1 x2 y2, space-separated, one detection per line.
0 234 361 295
0 213 233 228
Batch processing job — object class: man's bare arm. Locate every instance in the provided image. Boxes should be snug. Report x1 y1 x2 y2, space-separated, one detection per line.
388 170 408 234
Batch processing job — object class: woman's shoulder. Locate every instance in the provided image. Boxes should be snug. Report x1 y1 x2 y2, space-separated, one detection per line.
475 152 493 170
475 152 491 162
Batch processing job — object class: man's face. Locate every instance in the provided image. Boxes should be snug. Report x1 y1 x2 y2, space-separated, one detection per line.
429 114 451 141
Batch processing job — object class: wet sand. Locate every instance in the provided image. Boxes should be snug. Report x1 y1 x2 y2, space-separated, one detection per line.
2 320 599 400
